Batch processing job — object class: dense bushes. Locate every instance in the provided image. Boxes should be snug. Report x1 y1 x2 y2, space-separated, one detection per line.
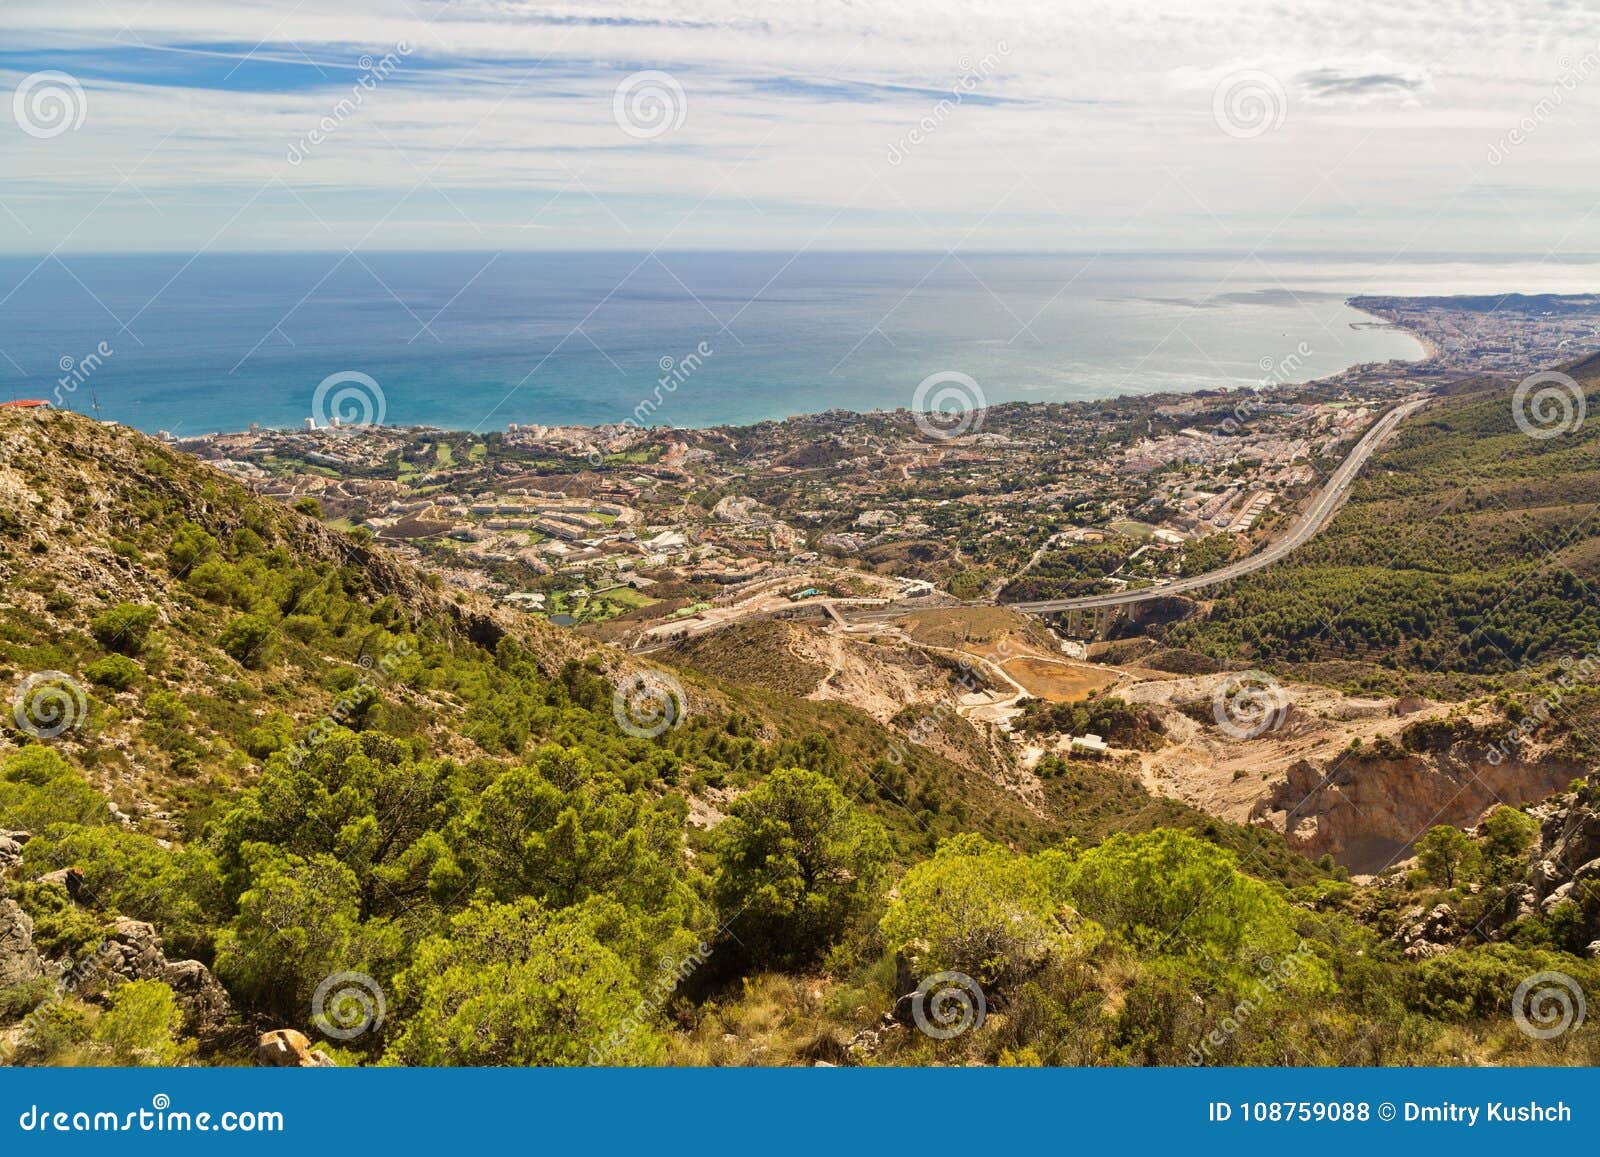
6 739 1597 1068
3 409 1596 1068
710 768 888 968
385 899 662 1066
1014 695 1164 749
89 603 157 655
84 654 141 690
1166 389 1600 674
880 835 1075 986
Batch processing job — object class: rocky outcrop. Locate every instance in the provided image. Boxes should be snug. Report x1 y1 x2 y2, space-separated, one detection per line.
0 830 29 870
1395 902 1461 959
256 1028 335 1068
160 960 234 1039
102 917 167 983
1252 752 1578 873
99 917 234 1040
1500 781 1600 935
0 898 43 988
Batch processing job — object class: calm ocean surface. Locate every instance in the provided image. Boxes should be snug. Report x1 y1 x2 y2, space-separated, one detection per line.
2 251 1597 436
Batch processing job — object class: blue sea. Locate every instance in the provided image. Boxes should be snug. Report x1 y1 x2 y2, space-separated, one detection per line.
1 251 1597 436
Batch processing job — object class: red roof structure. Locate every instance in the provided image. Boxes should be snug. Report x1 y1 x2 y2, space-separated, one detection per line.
0 399 50 408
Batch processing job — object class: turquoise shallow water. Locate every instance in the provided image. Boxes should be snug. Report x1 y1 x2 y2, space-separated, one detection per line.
0 250 1592 436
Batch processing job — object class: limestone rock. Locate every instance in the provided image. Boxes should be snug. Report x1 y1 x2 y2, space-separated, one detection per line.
0 830 28 869
256 1029 335 1068
97 917 234 1039
161 959 233 1038
0 898 43 987
1396 902 1458 954
1571 856 1600 886
1540 881 1575 915
102 917 166 982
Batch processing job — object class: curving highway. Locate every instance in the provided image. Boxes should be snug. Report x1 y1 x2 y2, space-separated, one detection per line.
849 396 1428 622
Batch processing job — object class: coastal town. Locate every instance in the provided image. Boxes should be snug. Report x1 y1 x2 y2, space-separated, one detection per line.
137 294 1595 654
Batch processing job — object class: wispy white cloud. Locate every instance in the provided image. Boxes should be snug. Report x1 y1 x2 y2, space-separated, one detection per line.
2 0 1599 252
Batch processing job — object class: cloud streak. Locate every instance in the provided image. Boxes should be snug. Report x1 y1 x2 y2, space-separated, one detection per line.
0 0 1598 253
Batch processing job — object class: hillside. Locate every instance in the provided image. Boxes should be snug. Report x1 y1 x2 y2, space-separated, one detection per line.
1165 362 1600 696
0 407 1597 1068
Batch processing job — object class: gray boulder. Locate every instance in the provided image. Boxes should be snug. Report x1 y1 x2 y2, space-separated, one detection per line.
102 917 166 982
0 898 43 988
160 959 233 1038
100 917 234 1039
0 831 28 869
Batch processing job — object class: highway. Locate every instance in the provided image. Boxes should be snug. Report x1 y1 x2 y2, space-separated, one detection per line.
846 396 1428 622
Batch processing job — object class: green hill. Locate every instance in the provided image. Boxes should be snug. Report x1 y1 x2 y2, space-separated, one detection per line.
0 407 1596 1069
1167 362 1600 702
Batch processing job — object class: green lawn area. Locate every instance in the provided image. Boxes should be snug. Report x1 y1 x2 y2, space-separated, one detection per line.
544 585 657 625
1107 518 1161 541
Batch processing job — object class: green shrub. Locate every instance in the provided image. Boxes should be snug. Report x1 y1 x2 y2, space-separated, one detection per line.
219 614 274 668
384 899 660 1066
879 834 1072 987
85 654 141 691
0 977 53 1020
0 748 111 833
709 767 889 968
166 522 218 575
89 603 158 655
91 980 193 1065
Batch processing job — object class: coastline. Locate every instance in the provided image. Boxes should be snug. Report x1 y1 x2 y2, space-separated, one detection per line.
142 293 1451 443
1344 297 1442 364
1344 298 1440 363
11 252 1470 439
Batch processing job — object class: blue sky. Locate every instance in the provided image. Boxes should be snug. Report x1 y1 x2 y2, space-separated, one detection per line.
3 1 1600 254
